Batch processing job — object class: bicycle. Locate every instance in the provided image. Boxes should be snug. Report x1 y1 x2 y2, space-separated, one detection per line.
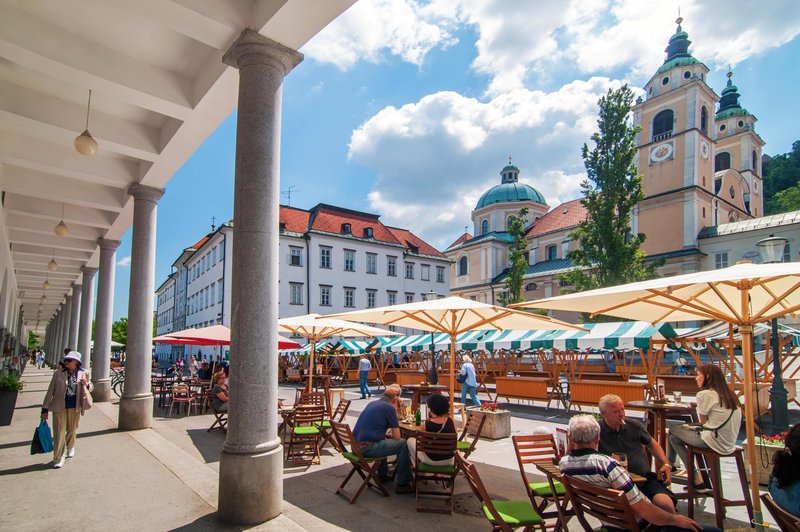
110 367 125 397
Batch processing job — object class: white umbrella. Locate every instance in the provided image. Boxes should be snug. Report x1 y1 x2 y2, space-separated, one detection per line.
328 296 585 415
511 260 800 530
277 314 400 392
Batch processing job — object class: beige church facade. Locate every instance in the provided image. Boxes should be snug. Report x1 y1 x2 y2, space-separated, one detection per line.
446 19 798 314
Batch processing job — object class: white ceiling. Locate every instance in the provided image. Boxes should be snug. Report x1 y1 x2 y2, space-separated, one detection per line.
0 0 357 331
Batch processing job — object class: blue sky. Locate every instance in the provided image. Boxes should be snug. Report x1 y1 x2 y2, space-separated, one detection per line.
110 0 800 320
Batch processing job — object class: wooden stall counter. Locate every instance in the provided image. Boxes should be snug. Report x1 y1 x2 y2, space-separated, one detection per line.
395 371 427 386
570 379 648 407
495 376 550 403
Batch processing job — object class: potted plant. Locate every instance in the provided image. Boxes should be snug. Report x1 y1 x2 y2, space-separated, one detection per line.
743 432 786 486
0 370 23 426
468 402 511 439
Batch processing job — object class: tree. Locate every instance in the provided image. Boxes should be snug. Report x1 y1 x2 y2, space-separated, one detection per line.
773 183 800 212
111 317 128 346
562 85 660 296
499 207 530 306
764 140 800 215
27 330 40 351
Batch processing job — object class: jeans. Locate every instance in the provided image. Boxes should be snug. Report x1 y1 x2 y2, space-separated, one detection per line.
361 437 412 486
668 423 710 483
461 384 481 408
359 371 371 398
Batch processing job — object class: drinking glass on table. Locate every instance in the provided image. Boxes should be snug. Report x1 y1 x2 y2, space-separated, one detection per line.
612 453 628 470
673 391 683 403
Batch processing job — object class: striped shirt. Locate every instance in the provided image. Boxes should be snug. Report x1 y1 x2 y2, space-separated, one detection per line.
558 447 643 506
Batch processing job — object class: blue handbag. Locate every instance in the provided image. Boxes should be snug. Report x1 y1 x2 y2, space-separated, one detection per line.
34 420 53 454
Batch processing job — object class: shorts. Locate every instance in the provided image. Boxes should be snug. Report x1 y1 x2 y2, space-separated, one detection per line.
640 472 677 506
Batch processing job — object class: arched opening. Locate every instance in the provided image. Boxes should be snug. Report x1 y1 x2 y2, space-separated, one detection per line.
481 220 489 235
752 150 758 173
652 109 674 141
715 152 731 172
700 106 708 134
458 256 468 276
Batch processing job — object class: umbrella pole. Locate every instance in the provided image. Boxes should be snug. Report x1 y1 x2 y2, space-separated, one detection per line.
307 339 316 393
741 324 764 531
450 335 456 418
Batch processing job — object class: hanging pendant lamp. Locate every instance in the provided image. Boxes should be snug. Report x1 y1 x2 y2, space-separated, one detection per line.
48 249 58 271
54 203 69 237
74 89 98 156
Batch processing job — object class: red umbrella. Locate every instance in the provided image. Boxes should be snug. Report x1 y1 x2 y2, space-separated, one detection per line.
154 325 300 349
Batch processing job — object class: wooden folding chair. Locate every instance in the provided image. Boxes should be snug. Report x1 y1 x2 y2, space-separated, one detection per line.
457 410 486 458
762 493 800 532
206 391 227 433
414 431 458 514
317 399 351 452
456 453 546 532
512 434 572 529
561 475 641 532
331 421 390 504
168 383 196 416
285 404 325 466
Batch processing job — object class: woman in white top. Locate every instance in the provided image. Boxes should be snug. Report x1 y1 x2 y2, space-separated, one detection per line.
667 364 742 492
189 355 200 378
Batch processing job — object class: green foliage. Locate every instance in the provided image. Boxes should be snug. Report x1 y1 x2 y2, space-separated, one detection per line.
0 371 22 392
500 208 530 306
27 330 39 351
111 317 128 346
764 140 800 215
562 85 661 301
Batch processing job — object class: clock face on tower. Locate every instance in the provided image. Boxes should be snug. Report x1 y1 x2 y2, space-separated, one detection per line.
649 142 674 164
700 141 710 159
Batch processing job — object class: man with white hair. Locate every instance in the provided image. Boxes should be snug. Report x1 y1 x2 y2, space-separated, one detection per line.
458 354 481 408
559 415 708 532
598 394 679 511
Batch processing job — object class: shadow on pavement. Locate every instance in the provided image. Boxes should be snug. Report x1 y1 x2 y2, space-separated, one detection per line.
187 428 225 464
0 461 54 476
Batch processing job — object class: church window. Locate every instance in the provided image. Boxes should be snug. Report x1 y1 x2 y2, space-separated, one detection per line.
546 245 557 261
683 71 691 79
700 106 708 134
482 220 489 235
752 150 758 172
729 186 735 199
738 120 744 128
719 124 726 132
715 152 731 172
458 256 468 276
661 76 669 86
652 110 673 141
702 207 706 218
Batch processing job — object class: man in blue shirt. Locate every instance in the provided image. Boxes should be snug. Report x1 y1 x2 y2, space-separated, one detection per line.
358 355 372 399
352 384 413 494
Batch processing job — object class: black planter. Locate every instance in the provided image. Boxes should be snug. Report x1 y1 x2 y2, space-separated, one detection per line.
0 390 19 426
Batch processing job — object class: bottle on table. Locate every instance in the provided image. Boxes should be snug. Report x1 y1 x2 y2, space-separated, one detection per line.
415 406 422 426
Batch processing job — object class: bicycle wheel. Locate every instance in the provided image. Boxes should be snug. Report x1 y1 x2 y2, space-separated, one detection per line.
113 379 124 397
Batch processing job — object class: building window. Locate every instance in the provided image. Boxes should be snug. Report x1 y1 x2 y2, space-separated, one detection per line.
364 227 373 238
210 283 215 305
715 152 731 172
341 223 351 234
344 249 355 272
525 282 539 291
482 220 489 235
752 150 758 173
344 287 355 308
366 253 377 274
546 245 558 261
320 286 331 306
652 109 673 141
436 266 445 283
212 247 217 265
218 279 223 303
700 106 708 134
289 246 303 266
387 256 397 277
458 256 468 276
219 243 224 260
290 283 303 305
558 279 572 287
405 293 414 304
204 288 209 308
714 252 729 269
405 262 414 279
367 290 376 308
421 264 430 281
783 243 791 263
320 246 331 269
387 291 397 306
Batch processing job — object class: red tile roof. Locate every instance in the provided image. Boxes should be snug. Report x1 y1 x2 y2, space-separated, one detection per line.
188 236 210 250
309 204 403 246
525 198 587 237
446 232 473 250
386 227 446 258
279 205 311 233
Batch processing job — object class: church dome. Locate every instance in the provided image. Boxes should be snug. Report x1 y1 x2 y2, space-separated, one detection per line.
475 163 546 210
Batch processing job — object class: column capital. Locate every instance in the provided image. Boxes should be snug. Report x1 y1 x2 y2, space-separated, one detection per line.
98 238 121 251
223 29 303 75
81 266 98 276
128 183 165 203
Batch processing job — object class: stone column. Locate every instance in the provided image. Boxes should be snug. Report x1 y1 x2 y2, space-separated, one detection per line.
218 30 302 525
53 307 63 359
78 267 97 371
68 284 81 351
92 239 119 401
60 295 72 363
118 184 164 430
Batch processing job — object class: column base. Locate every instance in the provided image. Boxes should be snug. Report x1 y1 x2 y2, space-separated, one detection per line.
218 444 283 525
91 379 112 402
118 394 153 430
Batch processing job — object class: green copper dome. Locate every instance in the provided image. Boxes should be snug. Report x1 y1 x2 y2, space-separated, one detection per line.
475 163 546 209
656 18 699 74
716 72 751 119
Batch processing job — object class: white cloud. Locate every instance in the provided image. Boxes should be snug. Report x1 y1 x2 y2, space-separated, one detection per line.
349 77 621 248
117 256 131 267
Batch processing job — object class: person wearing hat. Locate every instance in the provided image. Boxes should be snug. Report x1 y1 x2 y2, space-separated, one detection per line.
352 384 413 494
41 351 93 468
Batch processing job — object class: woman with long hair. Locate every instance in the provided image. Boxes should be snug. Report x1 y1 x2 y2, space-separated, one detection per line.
667 363 742 492
770 424 800 515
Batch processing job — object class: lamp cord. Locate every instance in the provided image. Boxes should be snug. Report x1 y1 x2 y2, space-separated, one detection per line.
85 89 92 130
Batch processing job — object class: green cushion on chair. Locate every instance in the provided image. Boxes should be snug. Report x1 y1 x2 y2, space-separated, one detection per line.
342 451 378 463
314 420 331 428
529 480 565 497
457 440 471 451
482 500 543 526
418 462 456 474
293 426 320 435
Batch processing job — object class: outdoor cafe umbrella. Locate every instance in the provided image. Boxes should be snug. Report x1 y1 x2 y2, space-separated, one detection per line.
510 260 800 531
328 296 585 415
154 325 300 348
277 314 400 392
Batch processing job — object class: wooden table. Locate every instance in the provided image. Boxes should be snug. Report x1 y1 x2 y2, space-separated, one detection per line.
279 408 295 440
626 400 697 451
401 383 447 412
398 420 423 438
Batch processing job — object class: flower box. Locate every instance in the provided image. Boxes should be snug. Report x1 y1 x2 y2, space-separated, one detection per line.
742 442 782 486
469 409 511 440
